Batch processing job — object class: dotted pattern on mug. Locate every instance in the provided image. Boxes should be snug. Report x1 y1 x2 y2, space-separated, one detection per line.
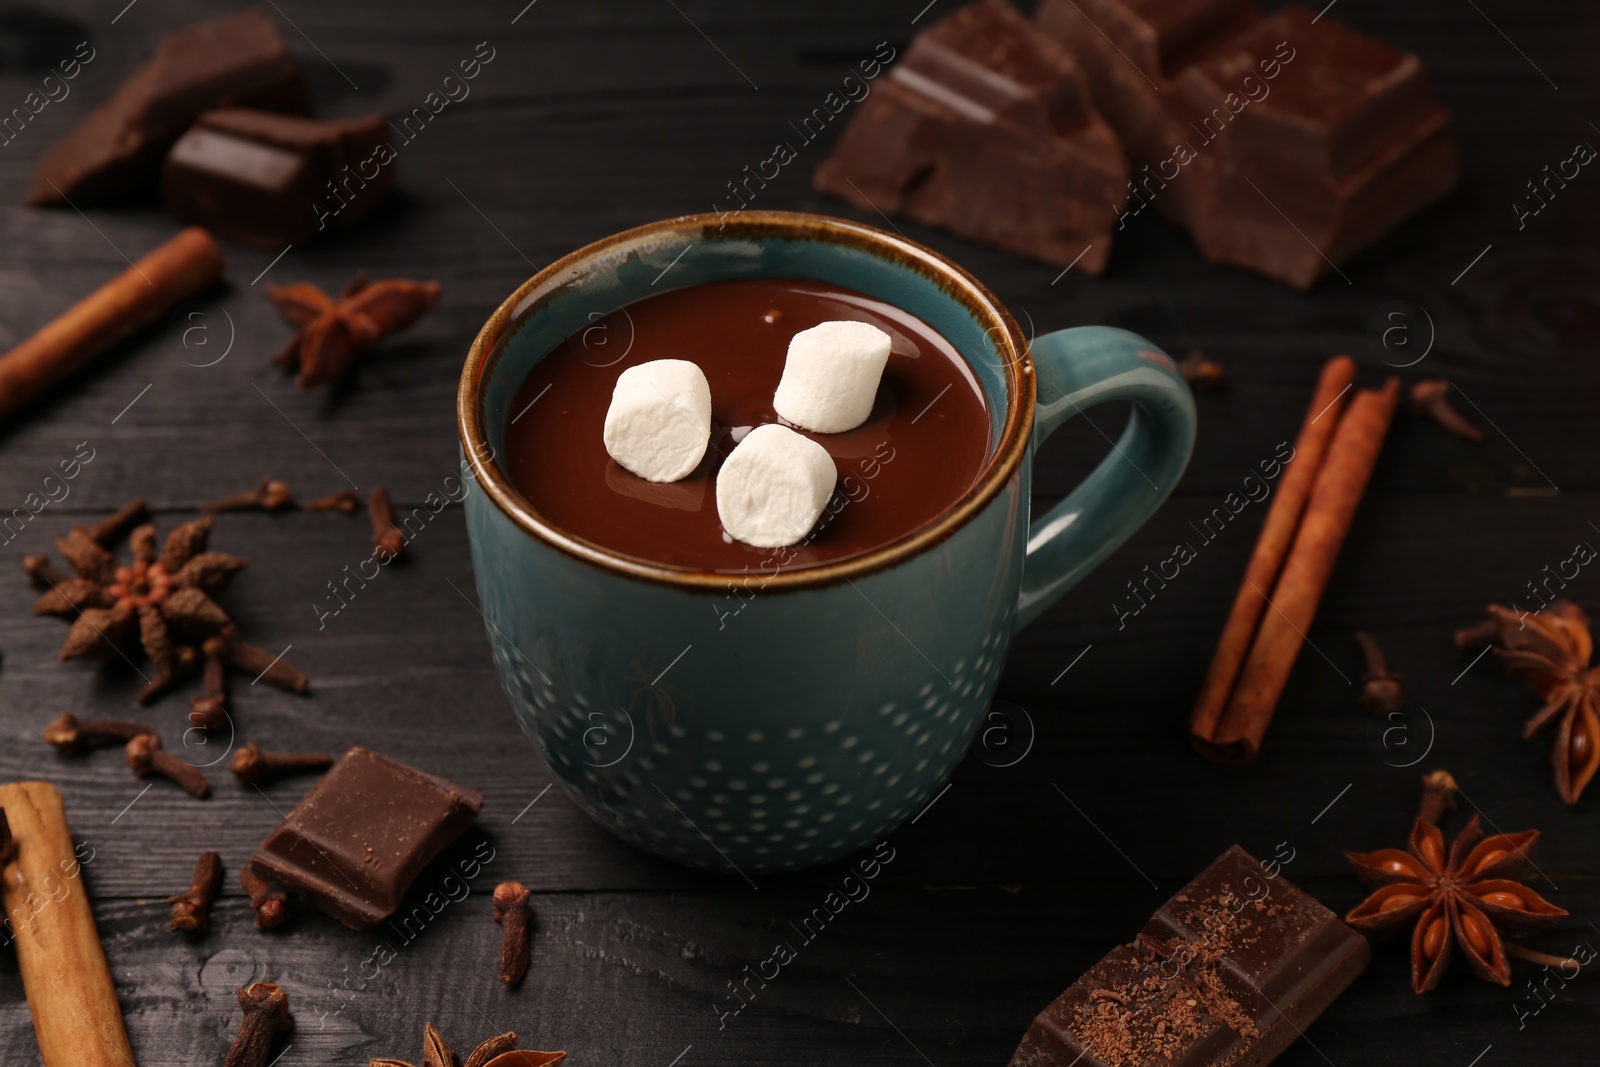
488 626 1011 871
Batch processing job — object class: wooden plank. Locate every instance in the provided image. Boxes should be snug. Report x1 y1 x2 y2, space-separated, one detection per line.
2 885 1595 1065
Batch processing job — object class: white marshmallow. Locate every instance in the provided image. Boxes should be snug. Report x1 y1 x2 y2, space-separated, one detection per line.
716 424 837 548
772 320 892 433
602 359 712 482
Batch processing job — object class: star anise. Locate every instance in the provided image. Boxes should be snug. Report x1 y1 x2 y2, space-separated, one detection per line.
369 1022 564 1067
1345 811 1566 993
1456 599 1600 803
268 273 440 388
26 501 307 704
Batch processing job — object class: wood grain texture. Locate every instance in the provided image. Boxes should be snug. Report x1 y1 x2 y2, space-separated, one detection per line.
0 0 1597 1063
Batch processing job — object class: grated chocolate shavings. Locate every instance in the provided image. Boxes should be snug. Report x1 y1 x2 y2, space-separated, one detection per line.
1066 887 1266 1066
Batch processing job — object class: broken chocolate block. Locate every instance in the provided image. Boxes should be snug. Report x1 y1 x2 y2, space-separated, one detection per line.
814 0 1127 274
1009 845 1369 1067
28 10 310 207
1037 0 1254 237
249 746 483 930
1182 8 1459 287
1037 0 1457 289
163 109 393 247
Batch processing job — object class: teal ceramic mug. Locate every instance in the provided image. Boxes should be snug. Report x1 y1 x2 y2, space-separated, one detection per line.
458 211 1195 873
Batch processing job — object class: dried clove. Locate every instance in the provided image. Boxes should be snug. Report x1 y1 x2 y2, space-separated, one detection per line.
188 697 226 734
369 486 406 562
1354 631 1403 714
1418 768 1459 826
1179 349 1224 390
44 712 153 755
126 733 210 798
226 639 311 694
1453 617 1500 649
230 743 332 786
304 488 361 513
240 866 290 930
0 808 14 865
204 477 295 513
169 850 223 934
224 982 293 1067
190 640 230 734
493 881 533 985
1409 379 1483 442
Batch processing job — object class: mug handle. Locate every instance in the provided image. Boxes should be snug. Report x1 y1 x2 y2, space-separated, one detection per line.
1014 326 1197 630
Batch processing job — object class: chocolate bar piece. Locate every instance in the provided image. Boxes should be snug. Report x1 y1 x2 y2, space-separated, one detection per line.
250 746 483 930
1038 0 1457 289
814 0 1127 274
28 10 309 207
1009 845 1369 1067
1037 0 1255 237
163 109 393 247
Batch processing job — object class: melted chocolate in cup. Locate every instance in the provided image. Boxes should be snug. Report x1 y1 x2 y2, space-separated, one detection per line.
502 278 990 573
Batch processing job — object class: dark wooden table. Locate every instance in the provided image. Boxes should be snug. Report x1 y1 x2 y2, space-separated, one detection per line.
1 1 1597 1063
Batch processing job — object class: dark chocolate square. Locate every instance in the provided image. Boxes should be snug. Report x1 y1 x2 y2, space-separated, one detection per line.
250 746 483 930
1010 944 1238 1067
903 0 1097 135
1141 844 1357 1016
1182 7 1441 178
162 109 393 246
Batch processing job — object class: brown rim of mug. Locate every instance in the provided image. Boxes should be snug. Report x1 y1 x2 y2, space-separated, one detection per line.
457 209 1035 592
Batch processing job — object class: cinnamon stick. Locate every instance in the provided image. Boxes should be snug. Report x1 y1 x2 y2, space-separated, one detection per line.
1199 377 1401 763
0 781 135 1067
1189 356 1357 755
0 227 223 425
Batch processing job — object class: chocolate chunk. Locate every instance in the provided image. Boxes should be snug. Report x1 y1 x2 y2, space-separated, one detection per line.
1009 845 1369 1067
1038 0 1457 289
28 10 310 207
1181 8 1458 286
162 109 393 247
814 0 1127 274
249 746 483 930
1037 0 1254 237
